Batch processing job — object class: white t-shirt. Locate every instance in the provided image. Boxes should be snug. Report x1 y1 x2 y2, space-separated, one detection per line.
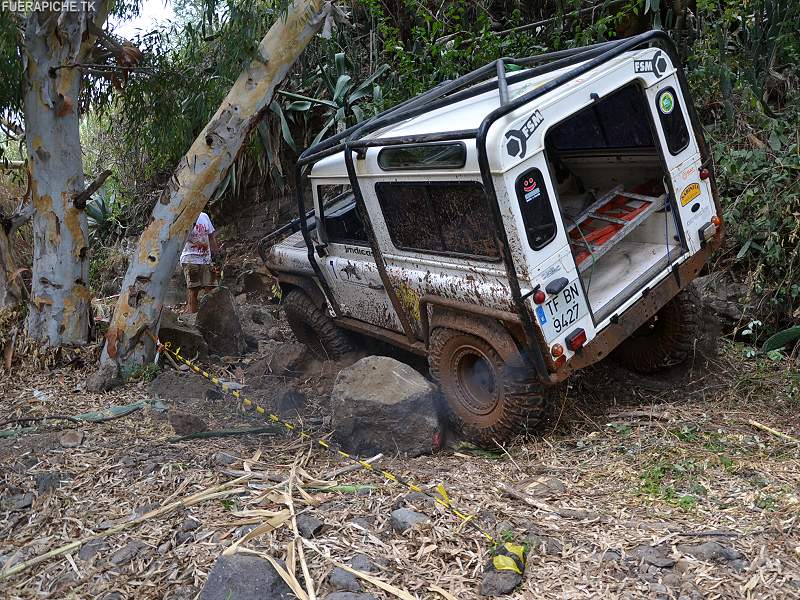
180 212 215 265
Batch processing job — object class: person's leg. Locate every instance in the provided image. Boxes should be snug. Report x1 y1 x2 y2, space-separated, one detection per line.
183 263 201 313
186 287 200 313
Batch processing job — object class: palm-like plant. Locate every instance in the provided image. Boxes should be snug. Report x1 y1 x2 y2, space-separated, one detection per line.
272 51 388 150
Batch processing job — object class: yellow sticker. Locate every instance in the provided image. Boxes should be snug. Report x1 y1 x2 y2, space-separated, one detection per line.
492 555 522 574
680 182 701 206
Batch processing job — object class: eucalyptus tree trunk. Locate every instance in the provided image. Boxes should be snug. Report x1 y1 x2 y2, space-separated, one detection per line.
22 8 100 345
99 0 328 375
0 226 22 310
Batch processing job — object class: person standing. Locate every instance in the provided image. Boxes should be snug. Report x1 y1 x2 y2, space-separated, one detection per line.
180 212 221 313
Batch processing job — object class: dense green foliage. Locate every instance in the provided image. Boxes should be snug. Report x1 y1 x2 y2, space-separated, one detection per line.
59 0 800 330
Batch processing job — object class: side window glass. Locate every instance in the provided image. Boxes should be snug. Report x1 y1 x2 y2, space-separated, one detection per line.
375 182 500 259
655 87 690 155
319 187 369 245
515 168 557 250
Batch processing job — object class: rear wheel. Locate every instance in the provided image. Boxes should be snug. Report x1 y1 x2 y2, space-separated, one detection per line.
283 288 353 359
614 287 701 373
428 327 555 446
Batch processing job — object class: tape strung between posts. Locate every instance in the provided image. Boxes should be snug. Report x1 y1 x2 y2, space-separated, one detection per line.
147 329 522 560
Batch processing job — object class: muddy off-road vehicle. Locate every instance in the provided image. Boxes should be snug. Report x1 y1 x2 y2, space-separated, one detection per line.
259 32 723 445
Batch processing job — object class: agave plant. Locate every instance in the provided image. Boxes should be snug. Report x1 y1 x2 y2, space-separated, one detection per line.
85 187 122 243
272 51 388 150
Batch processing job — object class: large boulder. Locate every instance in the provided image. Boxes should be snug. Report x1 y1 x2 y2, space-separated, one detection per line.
691 273 752 332
196 288 247 356
159 309 208 361
199 553 294 600
330 356 441 457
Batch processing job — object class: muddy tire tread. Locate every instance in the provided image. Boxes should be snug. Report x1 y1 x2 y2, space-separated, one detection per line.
283 288 353 359
428 327 552 446
614 286 701 374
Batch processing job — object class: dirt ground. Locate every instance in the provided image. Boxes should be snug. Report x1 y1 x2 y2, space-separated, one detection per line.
1 332 798 599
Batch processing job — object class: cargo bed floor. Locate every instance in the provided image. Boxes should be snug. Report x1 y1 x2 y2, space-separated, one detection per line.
582 240 681 322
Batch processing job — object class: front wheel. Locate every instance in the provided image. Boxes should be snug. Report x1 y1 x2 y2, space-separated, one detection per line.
614 287 701 373
428 327 555 446
283 288 354 360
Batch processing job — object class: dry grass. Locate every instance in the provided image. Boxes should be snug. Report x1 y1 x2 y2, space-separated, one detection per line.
0 340 798 599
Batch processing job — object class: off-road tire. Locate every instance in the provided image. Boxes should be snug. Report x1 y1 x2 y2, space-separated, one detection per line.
283 289 353 360
428 327 555 446
614 287 701 374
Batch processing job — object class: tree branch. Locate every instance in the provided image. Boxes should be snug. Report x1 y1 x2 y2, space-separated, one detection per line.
73 169 112 209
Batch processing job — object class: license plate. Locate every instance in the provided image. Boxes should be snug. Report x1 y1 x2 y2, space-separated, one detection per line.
534 280 586 342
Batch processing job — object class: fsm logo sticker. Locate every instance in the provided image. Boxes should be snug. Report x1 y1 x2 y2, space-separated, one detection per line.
505 109 543 158
634 50 669 77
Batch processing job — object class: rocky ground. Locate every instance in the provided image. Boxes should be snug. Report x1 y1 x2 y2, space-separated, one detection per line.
1 288 799 599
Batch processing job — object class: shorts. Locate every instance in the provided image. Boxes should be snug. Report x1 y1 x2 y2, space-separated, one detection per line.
183 263 218 289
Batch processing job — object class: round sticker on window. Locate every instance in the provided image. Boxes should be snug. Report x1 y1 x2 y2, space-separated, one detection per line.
659 91 675 114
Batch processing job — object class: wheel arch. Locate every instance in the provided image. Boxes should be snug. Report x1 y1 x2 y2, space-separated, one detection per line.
428 307 519 360
276 272 327 309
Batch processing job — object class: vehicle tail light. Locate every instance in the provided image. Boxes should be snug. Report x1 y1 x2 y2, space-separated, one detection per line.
565 328 587 352
551 343 564 357
533 289 546 304
711 215 721 227
554 355 567 369
700 168 710 180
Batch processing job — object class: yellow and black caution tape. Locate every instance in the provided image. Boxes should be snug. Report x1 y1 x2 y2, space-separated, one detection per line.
149 330 526 575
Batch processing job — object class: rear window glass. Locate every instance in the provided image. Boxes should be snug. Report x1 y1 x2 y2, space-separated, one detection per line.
375 181 499 259
378 143 466 170
655 87 690 155
549 83 654 151
515 167 557 250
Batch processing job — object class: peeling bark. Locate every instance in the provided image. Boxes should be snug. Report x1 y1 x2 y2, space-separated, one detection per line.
22 8 101 345
100 0 328 371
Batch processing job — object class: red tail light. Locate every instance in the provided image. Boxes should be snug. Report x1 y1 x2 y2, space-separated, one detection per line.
566 328 587 352
533 290 546 304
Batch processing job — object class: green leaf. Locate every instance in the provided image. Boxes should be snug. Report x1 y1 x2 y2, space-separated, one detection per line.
768 130 781 151
334 51 346 77
276 89 337 109
761 326 800 352
736 239 752 259
333 74 352 104
286 101 312 112
269 100 297 152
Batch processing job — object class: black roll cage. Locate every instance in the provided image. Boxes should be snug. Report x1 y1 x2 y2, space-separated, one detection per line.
260 30 709 383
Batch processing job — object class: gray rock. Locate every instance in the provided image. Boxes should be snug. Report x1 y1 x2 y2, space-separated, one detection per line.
86 362 124 392
59 430 84 448
196 288 247 356
268 343 310 376
78 539 107 562
480 569 522 596
240 271 274 298
168 410 208 436
35 471 68 494
331 356 441 457
159 309 209 361
274 388 307 415
524 476 566 496
691 273 751 331
5 493 33 510
180 517 200 532
350 554 383 573
390 508 430 533
325 593 377 600
213 452 238 466
110 540 146 565
628 545 676 568
328 567 363 592
600 549 621 562
677 541 743 564
267 327 284 341
525 534 562 556
199 554 294 600
296 513 324 538
149 369 211 401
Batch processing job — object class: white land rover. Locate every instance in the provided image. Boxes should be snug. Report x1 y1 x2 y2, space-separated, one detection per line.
259 31 723 445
